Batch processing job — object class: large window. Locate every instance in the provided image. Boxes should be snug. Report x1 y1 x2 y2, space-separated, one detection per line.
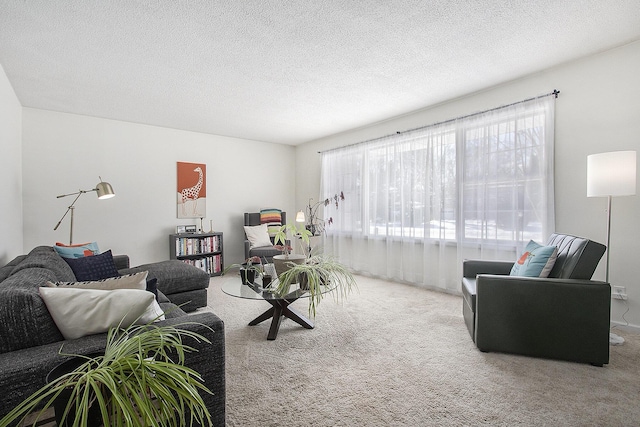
460 110 551 243
364 130 457 240
320 95 555 290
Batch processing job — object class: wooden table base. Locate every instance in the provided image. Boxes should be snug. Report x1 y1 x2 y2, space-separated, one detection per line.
248 297 314 340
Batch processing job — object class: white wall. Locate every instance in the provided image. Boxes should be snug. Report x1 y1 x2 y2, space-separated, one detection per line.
296 41 640 328
22 109 296 266
0 63 23 264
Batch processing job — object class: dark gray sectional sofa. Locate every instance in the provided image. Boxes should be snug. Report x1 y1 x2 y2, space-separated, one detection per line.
0 246 225 426
115 254 210 313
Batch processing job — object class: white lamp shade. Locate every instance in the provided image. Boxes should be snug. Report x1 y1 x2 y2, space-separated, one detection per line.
587 151 636 197
295 211 306 222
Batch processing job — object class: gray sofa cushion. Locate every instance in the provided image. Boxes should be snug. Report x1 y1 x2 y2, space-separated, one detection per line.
166 289 208 313
157 289 170 303
248 245 282 260
10 246 76 282
159 302 187 319
0 248 71 353
120 260 209 295
0 255 27 282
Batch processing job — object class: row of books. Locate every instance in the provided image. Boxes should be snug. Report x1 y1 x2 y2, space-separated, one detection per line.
178 254 223 275
175 235 221 256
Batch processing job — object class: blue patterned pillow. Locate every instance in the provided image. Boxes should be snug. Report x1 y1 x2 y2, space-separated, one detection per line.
63 250 120 281
510 240 558 278
53 242 100 258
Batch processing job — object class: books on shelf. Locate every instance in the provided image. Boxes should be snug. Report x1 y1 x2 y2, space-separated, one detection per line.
174 235 221 257
178 254 222 275
171 232 223 276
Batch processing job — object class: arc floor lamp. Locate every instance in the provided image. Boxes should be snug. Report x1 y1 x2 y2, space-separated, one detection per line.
587 150 637 344
53 177 115 245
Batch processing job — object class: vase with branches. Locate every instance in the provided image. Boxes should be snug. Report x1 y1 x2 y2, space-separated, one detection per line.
302 191 345 236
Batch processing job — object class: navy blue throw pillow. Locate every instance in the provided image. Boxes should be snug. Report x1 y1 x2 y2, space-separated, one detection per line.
146 277 158 300
63 250 120 281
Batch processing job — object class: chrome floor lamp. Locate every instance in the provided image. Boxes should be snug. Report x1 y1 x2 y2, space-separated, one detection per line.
53 177 115 245
587 150 636 345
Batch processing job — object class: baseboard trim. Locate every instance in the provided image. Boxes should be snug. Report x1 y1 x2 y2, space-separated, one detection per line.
611 321 640 334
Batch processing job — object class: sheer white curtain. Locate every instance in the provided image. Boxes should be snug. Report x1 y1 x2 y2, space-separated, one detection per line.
320 95 555 292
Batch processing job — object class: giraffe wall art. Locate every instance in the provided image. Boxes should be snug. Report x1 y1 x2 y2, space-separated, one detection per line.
177 161 206 219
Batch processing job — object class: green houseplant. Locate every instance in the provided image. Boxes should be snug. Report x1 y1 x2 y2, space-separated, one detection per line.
0 321 214 427
275 254 356 317
223 255 263 285
272 223 313 277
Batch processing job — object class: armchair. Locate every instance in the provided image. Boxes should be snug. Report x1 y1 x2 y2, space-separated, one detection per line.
461 233 610 365
243 212 287 263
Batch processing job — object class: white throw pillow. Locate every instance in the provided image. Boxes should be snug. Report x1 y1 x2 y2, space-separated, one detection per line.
45 270 166 324
141 296 166 323
47 271 149 290
39 287 157 340
244 223 273 249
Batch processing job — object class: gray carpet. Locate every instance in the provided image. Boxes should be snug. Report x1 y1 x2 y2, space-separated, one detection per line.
205 274 640 426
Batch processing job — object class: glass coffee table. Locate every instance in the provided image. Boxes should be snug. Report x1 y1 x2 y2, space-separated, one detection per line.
222 279 324 340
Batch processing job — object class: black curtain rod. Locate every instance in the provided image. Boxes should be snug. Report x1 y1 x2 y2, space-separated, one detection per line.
318 89 560 154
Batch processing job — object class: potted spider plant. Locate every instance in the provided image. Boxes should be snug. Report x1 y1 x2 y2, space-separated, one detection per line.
0 321 214 427
275 254 356 317
223 255 263 285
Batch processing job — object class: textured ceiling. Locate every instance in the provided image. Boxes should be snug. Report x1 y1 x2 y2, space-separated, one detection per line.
1 1 640 145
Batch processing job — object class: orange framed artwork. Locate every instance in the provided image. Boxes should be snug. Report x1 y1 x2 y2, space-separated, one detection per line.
177 161 206 219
